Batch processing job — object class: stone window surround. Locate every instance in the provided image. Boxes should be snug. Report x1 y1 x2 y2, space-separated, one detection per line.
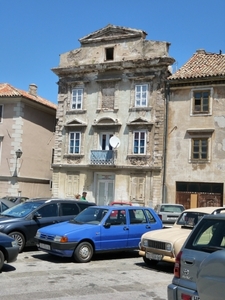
187 128 214 163
190 87 213 116
68 83 87 112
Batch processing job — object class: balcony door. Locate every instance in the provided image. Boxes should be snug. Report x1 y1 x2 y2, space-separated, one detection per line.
96 174 115 205
100 133 113 150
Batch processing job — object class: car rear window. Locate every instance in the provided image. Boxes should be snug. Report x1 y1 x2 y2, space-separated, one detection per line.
185 219 225 252
161 205 184 213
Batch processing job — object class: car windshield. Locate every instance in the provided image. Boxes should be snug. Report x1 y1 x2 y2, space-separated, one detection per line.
176 211 206 226
72 207 109 225
1 202 43 218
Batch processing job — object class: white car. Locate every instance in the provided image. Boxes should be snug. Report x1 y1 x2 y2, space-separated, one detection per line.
139 206 225 266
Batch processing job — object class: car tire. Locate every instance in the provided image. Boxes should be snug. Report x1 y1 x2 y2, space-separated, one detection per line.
0 250 5 272
143 256 158 266
74 242 93 263
8 232 25 253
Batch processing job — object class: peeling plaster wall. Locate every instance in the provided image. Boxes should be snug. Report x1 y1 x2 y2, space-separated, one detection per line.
166 84 225 203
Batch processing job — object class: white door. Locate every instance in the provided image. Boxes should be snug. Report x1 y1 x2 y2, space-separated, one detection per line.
98 180 114 205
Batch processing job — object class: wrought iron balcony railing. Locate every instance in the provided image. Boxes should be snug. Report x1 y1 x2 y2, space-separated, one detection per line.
90 150 114 165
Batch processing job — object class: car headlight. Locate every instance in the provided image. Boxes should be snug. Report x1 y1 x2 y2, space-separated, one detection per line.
165 243 172 251
142 239 148 247
11 240 18 247
35 231 41 238
54 235 68 243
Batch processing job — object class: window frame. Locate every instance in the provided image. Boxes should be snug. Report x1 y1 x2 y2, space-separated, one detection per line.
191 88 213 116
69 131 81 154
133 130 147 154
71 88 83 110
0 105 3 123
191 138 208 161
135 84 148 107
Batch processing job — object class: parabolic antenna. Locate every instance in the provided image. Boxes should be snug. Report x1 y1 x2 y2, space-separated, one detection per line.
109 136 121 149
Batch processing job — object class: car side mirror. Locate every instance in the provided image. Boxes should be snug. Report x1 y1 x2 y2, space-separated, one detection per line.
104 222 111 228
33 212 42 219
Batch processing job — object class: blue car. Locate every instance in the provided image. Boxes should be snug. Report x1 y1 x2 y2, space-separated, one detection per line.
35 205 163 263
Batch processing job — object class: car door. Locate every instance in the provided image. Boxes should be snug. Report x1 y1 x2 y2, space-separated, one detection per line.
127 208 160 248
100 209 129 250
25 203 59 242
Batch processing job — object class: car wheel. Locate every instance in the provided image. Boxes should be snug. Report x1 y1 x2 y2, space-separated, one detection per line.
0 250 5 272
74 242 93 263
8 232 25 252
143 256 158 266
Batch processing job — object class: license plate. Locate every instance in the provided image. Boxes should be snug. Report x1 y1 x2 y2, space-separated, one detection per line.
192 296 200 300
146 252 162 260
39 243 51 250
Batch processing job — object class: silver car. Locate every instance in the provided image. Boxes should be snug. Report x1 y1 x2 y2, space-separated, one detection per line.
154 203 185 225
167 213 225 300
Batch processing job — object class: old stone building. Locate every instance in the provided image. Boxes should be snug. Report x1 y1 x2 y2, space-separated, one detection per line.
0 83 57 198
166 50 225 208
52 24 174 206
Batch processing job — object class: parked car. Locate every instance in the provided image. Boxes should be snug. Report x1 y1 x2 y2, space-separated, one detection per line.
34 205 163 263
109 201 132 206
0 198 15 213
167 213 225 300
3 196 29 205
0 232 19 272
0 198 96 252
196 249 225 300
139 206 225 266
154 203 185 225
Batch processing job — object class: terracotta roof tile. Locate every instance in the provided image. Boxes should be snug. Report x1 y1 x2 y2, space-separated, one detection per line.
0 83 57 110
169 50 225 80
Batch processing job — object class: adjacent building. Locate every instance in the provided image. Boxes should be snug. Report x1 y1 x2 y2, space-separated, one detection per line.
52 24 174 206
0 83 57 198
166 50 225 208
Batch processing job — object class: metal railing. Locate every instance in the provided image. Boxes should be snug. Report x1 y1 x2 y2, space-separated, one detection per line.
90 150 114 165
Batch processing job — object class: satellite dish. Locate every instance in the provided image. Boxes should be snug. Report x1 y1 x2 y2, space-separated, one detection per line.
109 136 121 149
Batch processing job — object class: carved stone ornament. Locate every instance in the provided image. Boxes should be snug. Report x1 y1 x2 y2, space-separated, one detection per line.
128 156 151 166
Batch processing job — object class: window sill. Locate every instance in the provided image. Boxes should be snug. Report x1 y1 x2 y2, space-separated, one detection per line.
66 110 87 115
63 154 84 159
129 107 152 112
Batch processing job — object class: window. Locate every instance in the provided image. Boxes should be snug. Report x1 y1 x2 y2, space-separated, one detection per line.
193 90 210 114
135 84 148 107
71 88 83 110
37 204 58 218
61 203 79 216
192 138 208 160
129 209 147 224
0 105 3 122
133 131 146 154
105 47 114 61
69 132 81 154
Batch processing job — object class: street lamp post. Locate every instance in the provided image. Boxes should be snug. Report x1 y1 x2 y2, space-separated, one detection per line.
13 149 23 177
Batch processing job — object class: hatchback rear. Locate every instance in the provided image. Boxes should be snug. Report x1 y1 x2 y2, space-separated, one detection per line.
168 214 225 300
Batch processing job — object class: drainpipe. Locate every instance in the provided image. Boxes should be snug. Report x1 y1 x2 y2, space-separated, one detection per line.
162 81 170 203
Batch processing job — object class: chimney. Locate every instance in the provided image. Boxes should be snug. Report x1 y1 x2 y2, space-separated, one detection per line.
29 84 37 96
196 49 205 54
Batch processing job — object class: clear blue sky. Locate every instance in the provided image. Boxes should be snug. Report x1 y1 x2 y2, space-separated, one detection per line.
1 0 225 104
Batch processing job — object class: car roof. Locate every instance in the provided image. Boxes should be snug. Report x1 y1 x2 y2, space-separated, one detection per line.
182 206 225 214
88 205 147 209
26 198 96 205
201 213 225 220
0 198 15 207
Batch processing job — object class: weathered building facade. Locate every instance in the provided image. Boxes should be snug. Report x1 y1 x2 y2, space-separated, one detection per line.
0 83 57 198
52 25 174 206
166 50 225 208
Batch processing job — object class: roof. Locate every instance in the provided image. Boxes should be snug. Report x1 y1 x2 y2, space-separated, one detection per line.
79 24 147 45
0 83 57 110
184 206 225 214
169 49 225 80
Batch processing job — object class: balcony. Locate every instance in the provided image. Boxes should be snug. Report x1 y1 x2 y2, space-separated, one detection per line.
90 150 114 165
